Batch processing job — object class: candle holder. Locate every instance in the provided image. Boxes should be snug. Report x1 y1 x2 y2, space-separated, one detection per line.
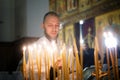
92 60 108 79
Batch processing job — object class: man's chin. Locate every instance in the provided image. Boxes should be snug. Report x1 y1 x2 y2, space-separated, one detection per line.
50 34 58 38
47 35 57 40
51 36 57 40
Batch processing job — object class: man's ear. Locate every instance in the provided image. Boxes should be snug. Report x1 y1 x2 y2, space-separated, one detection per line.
41 23 44 29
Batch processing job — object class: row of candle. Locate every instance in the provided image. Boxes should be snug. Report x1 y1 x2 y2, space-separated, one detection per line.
22 44 42 80
103 32 119 80
92 32 119 80
22 36 119 80
22 41 84 80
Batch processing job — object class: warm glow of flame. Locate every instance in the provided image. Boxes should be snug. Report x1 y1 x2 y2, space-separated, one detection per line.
103 32 107 38
33 43 37 49
69 47 73 53
23 46 26 51
37 45 41 53
104 31 117 48
28 45 33 51
79 20 84 25
51 40 57 52
80 38 84 45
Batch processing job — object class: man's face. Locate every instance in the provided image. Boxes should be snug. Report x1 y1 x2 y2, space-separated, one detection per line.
43 15 60 39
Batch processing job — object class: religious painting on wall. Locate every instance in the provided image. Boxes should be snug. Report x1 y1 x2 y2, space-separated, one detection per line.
56 0 67 15
79 0 106 12
49 0 67 15
67 0 78 12
49 0 56 11
74 18 95 50
58 27 65 44
49 0 79 17
64 24 74 46
82 18 95 49
95 9 120 55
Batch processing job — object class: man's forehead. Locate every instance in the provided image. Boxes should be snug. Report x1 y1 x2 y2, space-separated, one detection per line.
46 15 59 19
45 16 59 22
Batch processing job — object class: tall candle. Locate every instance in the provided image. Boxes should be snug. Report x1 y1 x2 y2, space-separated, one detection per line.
109 49 116 80
67 48 71 80
39 48 42 80
80 44 83 80
72 57 74 80
53 53 56 80
61 44 67 80
44 49 47 80
33 44 40 80
106 48 111 80
114 47 119 80
51 40 57 80
46 50 50 80
36 45 41 80
73 38 81 80
94 37 99 80
23 46 27 79
28 46 34 80
62 47 68 80
56 54 60 80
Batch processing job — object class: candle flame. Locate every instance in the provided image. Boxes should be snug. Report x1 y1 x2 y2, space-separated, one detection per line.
79 20 84 25
33 43 37 49
23 46 26 51
28 45 33 51
38 45 41 53
51 40 57 52
69 47 73 53
104 31 117 48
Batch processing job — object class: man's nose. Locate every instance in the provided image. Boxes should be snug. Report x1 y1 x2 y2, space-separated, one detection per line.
52 26 57 32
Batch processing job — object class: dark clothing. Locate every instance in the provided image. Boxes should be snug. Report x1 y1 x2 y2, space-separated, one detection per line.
50 67 57 80
83 48 101 68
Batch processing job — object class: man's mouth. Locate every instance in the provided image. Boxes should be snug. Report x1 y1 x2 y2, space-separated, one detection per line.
52 32 57 35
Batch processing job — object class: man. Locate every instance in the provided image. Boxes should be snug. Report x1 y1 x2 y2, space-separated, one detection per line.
26 11 63 80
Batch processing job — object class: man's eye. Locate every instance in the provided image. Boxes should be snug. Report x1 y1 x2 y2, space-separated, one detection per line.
48 25 53 27
56 25 59 28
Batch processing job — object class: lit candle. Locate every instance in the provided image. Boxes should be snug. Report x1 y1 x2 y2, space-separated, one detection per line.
79 20 84 80
51 41 55 80
36 44 41 80
44 48 48 80
28 45 34 80
45 47 50 80
68 47 74 80
55 53 60 80
72 57 74 80
60 44 66 80
62 46 68 80
106 48 111 80
67 47 72 80
80 39 83 80
46 50 50 80
114 47 119 80
94 37 99 80
109 49 116 80
38 45 42 80
73 38 81 80
115 47 119 80
43 41 48 80
104 31 118 80
23 46 27 79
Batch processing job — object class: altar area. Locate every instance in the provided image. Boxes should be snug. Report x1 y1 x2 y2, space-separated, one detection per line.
21 35 120 80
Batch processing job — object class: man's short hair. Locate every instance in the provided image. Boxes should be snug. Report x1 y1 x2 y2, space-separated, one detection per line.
43 11 59 23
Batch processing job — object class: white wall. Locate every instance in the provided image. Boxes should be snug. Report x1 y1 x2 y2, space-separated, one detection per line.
15 0 27 40
0 0 49 42
26 0 49 37
15 0 49 39
0 0 15 42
